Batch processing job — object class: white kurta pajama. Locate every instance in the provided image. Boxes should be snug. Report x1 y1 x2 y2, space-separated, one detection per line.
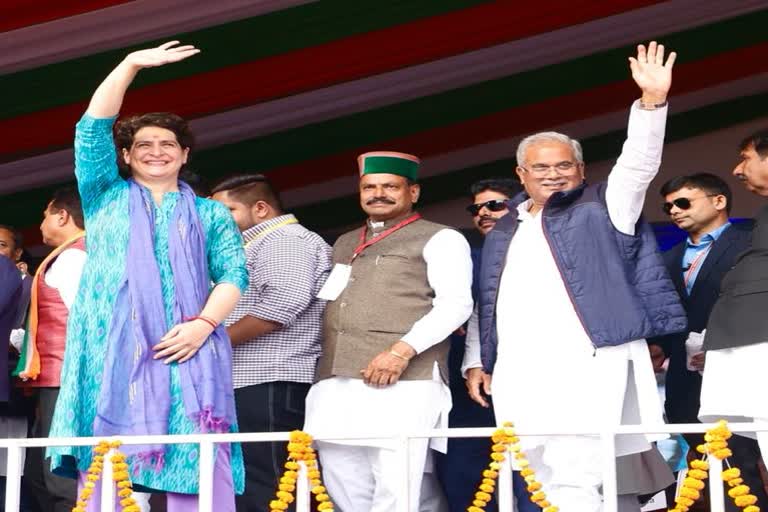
304 228 473 512
464 102 669 512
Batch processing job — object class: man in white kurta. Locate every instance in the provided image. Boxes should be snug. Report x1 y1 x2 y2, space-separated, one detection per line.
464 42 679 511
305 152 473 512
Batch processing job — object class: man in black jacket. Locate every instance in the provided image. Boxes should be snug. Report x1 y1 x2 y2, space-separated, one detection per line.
649 172 766 508
699 130 768 497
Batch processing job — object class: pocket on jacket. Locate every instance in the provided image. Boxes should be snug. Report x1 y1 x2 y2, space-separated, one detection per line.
731 278 768 296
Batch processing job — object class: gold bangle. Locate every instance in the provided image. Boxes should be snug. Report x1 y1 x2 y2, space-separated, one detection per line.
389 349 409 361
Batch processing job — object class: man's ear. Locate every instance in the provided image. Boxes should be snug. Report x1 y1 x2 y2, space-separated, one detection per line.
410 184 421 204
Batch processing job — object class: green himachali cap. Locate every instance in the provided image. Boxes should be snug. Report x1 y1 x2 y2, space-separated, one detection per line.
357 151 421 182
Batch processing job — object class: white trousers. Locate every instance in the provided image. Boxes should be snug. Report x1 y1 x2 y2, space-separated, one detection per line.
526 436 604 512
317 440 430 512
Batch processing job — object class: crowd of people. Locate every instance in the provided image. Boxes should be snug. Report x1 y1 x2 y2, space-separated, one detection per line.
1 37 768 512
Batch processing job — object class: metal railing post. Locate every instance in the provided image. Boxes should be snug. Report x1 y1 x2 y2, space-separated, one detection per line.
296 460 310 512
4 445 22 512
101 448 116 512
396 437 410 512
709 456 726 512
497 456 514 512
198 440 215 512
601 433 618 512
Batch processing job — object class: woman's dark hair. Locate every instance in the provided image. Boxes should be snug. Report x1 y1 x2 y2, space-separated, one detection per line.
114 112 195 172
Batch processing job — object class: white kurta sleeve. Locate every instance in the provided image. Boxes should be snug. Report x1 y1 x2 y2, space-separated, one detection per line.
44 248 87 310
461 305 483 378
401 228 474 354
605 100 668 235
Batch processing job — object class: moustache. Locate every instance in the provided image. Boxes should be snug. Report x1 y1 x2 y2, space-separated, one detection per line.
478 216 497 225
366 198 396 205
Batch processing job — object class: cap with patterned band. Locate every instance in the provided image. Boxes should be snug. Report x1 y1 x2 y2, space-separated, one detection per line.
357 151 421 182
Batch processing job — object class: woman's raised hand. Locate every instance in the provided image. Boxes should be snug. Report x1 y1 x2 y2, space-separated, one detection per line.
124 41 200 69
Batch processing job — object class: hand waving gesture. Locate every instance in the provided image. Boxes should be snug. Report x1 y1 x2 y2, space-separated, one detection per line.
125 41 200 69
628 41 676 104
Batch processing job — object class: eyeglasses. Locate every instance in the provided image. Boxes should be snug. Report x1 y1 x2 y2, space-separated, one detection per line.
519 161 581 175
662 194 719 215
466 199 508 216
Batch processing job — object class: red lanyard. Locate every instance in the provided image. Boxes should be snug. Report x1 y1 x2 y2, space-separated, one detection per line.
350 213 421 264
683 243 713 288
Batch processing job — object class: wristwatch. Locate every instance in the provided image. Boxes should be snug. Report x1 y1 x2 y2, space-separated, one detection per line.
638 99 668 110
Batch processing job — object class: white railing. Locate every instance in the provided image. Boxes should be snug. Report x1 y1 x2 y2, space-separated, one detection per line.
2 422 767 512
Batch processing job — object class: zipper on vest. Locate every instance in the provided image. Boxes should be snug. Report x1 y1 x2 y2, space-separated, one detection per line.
540 214 599 356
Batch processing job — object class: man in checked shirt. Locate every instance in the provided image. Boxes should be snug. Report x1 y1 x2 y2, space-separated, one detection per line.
212 174 332 512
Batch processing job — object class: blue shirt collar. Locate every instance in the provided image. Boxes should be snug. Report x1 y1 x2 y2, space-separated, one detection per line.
686 222 731 247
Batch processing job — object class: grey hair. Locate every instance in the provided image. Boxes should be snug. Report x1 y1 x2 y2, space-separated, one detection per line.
516 131 584 167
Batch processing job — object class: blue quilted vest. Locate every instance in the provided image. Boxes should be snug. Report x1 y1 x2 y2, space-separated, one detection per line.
478 182 686 373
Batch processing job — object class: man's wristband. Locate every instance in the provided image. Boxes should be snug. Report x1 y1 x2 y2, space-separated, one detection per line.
389 349 410 362
638 99 668 110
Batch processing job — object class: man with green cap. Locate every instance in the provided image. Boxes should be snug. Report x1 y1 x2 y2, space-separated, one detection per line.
304 151 474 511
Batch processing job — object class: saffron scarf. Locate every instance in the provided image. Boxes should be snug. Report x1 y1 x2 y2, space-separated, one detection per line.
14 232 85 381
93 180 236 468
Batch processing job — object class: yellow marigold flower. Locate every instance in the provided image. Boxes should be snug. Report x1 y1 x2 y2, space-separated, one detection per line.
124 506 141 512
312 485 327 495
76 501 87 508
317 503 333 511
688 469 708 480
109 440 122 448
537 501 551 508
84 481 95 489
480 484 494 493
527 482 542 492
543 507 559 512
729 485 751 497
722 467 742 480
679 487 699 500
308 470 321 479
517 459 530 467
280 476 296 485
502 421 514 427
472 499 487 508
284 470 298 479
491 434 505 444
277 490 294 500
735 495 758 506
482 478 495 486
708 441 728 451
743 506 760 512
467 507 484 512
675 496 694 507
475 491 492 501
279 484 295 492
690 459 709 470
285 461 299 470
120 497 136 507
489 462 501 470
490 453 505 462
118 488 133 497
713 448 733 459
521 468 535 477
310 478 321 487
81 488 93 498
317 493 331 502
683 477 705 490
530 491 546 502
728 477 744 487
112 471 129 481
483 470 498 479
118 480 132 488
86 474 99 482
524 475 537 484
491 444 506 453
73 508 86 512
695 444 708 454
269 500 288 510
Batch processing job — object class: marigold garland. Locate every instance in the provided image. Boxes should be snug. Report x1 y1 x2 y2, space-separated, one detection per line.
269 430 335 512
669 420 761 512
72 440 139 512
467 422 558 512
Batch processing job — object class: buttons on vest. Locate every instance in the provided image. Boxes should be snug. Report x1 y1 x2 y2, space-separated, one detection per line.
340 302 347 308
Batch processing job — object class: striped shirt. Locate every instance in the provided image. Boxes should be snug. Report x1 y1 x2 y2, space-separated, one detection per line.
225 214 332 388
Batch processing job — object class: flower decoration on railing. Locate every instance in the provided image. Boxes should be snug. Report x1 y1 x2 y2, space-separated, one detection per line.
467 421 558 512
669 420 760 512
72 440 139 512
269 430 335 512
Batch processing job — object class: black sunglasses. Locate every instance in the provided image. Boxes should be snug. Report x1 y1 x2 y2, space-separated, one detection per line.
466 199 508 216
662 194 718 215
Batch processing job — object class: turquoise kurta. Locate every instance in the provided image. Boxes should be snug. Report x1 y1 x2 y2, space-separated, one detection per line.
47 114 248 494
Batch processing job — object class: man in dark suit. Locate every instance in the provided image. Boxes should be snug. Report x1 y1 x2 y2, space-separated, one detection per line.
649 172 767 508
